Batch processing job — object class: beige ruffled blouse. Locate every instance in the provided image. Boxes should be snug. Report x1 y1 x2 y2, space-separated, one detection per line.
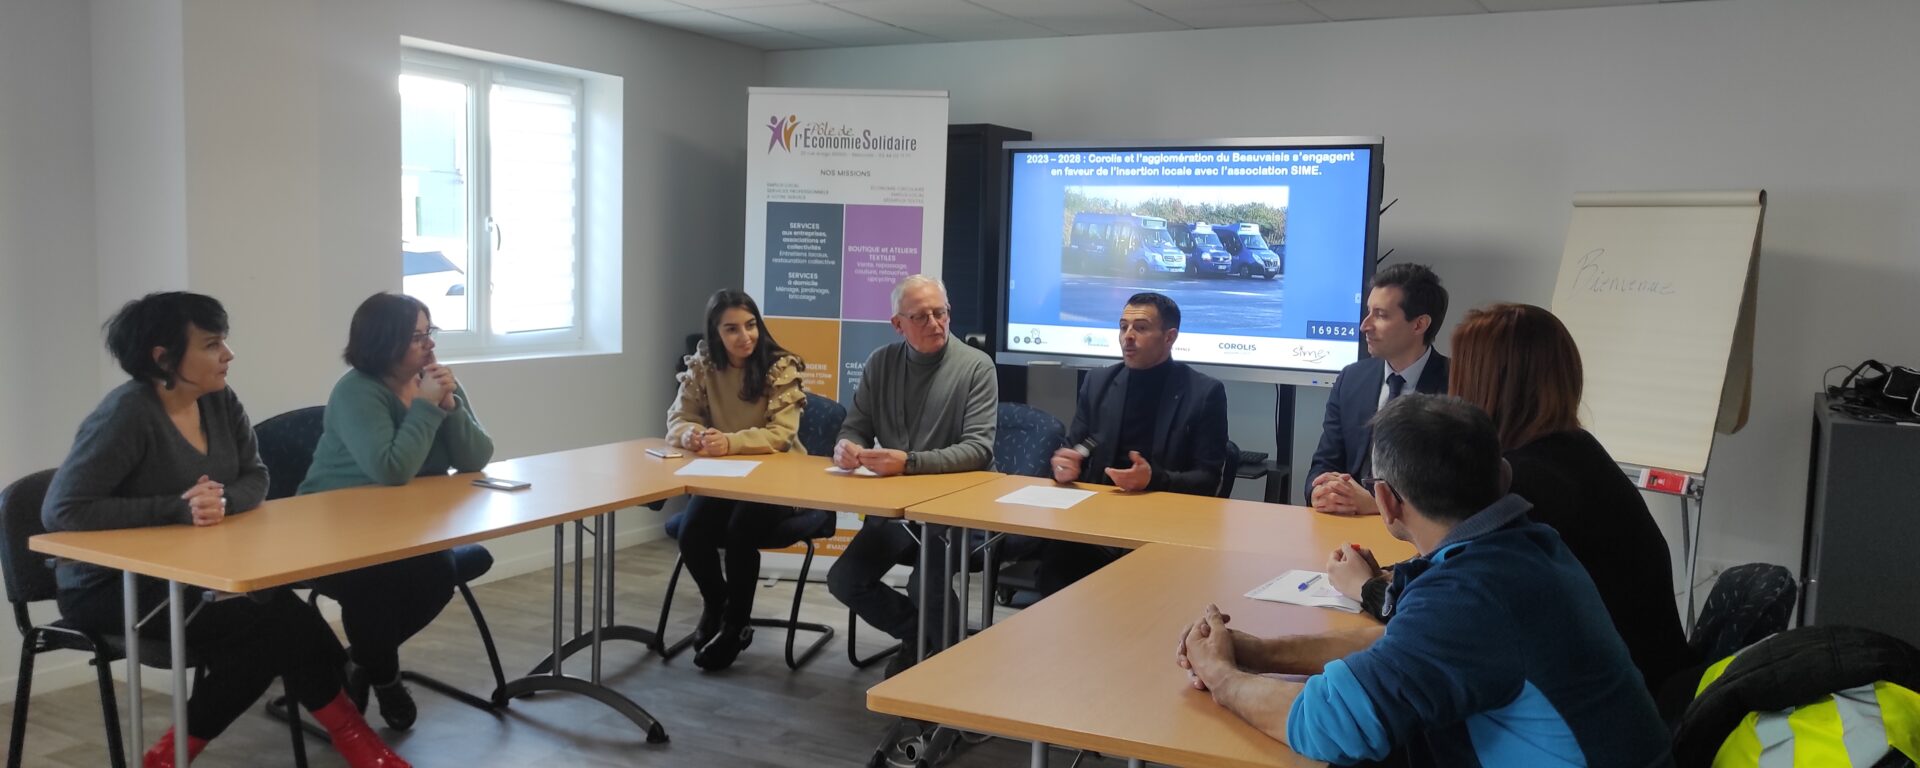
665 341 807 455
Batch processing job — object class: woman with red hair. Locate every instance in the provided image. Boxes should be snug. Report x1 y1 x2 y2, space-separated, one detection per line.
1329 303 1692 692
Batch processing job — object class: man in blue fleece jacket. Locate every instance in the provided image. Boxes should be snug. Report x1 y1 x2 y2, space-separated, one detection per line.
1176 394 1673 767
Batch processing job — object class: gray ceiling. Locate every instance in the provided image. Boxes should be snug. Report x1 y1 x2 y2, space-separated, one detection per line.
561 0 1701 51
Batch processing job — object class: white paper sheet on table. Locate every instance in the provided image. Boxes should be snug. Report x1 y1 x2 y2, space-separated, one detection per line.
674 459 760 477
1245 569 1362 613
995 485 1096 509
824 465 880 477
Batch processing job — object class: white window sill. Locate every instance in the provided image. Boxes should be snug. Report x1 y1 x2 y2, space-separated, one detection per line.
436 345 620 366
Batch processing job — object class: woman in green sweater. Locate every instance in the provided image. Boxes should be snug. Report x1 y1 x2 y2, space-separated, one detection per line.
299 292 494 729
667 289 807 671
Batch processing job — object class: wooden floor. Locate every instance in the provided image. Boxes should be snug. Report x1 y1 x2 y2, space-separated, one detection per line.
1 538 1134 767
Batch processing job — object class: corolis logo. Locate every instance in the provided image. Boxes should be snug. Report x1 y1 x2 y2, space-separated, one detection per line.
1218 342 1258 352
766 114 799 153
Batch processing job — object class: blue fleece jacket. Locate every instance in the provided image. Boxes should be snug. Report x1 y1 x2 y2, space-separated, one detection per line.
1286 494 1674 768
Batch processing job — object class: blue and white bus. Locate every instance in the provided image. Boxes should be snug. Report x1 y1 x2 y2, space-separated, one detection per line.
1065 213 1186 277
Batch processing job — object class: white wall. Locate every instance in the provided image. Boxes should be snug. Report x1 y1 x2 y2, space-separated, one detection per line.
2 0 762 697
767 0 1920 579
93 0 190 350
171 0 760 593
177 0 760 452
0 0 111 704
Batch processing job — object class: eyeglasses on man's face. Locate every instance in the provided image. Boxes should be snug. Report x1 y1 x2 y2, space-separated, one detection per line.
899 306 951 326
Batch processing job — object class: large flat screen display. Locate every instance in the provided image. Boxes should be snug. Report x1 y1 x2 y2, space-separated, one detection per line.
999 137 1384 383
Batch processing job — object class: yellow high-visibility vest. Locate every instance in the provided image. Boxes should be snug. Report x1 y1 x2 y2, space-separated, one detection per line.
1696 651 1920 767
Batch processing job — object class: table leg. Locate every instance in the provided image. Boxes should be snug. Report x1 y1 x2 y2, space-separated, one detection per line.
524 513 659 676
957 528 971 644
123 571 142 753
168 580 188 767
553 524 565 678
916 522 933 662
1030 740 1049 767
980 537 996 631
590 514 605 684
943 526 958 650
497 520 667 743
572 521 585 638
1127 759 1143 767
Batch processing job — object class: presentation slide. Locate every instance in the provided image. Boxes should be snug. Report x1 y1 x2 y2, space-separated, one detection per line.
1004 145 1374 373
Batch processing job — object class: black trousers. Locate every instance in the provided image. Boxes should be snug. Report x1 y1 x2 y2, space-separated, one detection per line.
58 578 346 741
827 518 1043 642
677 496 798 624
1035 541 1130 596
308 551 457 683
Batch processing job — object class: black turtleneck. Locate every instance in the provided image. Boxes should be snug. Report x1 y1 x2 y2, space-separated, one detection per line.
1112 359 1173 469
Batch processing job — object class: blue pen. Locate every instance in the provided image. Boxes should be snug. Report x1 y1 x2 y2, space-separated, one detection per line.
1297 574 1323 591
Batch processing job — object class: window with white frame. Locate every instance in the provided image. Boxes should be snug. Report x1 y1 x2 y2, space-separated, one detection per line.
401 48 586 354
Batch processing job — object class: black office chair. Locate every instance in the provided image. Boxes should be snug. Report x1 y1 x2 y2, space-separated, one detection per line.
2 470 309 768
652 392 843 670
1217 439 1242 499
254 406 507 713
1689 563 1798 664
932 403 1067 628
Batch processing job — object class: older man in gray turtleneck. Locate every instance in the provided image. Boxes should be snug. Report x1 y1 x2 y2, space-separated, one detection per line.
827 274 997 678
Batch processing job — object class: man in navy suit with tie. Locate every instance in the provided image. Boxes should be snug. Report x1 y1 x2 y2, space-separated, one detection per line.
1307 263 1450 515
1042 292 1229 591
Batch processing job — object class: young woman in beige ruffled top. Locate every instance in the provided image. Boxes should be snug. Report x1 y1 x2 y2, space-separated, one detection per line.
665 289 807 670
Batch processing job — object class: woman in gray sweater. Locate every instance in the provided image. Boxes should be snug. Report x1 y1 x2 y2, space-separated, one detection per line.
42 292 408 768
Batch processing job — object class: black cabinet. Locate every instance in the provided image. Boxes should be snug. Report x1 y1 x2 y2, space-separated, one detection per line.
942 123 1031 400
1801 394 1920 647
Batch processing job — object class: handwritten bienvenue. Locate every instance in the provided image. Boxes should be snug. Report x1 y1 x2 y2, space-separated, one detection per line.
1570 249 1676 296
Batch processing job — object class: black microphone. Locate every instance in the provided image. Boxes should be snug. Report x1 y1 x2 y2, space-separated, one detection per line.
1056 436 1099 478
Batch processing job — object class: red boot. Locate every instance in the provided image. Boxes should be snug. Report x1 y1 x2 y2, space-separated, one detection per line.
141 728 208 768
310 691 412 768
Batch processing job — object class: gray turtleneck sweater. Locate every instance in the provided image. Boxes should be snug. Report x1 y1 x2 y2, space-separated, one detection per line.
837 334 997 474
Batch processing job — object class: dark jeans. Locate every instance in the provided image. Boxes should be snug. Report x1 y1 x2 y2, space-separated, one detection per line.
308 551 457 683
677 496 799 624
1035 541 1130 596
58 578 346 741
827 517 1042 642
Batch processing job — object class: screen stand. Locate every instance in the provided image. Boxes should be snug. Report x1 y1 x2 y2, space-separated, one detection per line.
1025 361 1080 426
1269 384 1297 505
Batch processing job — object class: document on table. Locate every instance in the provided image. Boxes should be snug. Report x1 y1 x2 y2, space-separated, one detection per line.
674 459 760 478
1245 570 1362 613
824 465 881 477
995 485 1096 509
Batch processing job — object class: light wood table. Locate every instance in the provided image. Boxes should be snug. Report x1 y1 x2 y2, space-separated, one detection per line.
887 476 1414 766
869 543 1384 768
906 475 1417 562
526 450 1003 679
30 439 688 758
671 452 1004 664
668 451 1002 518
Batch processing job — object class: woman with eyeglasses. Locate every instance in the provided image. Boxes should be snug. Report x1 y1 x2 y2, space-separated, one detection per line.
42 292 410 767
299 292 494 729
666 289 808 671
1326 303 1690 693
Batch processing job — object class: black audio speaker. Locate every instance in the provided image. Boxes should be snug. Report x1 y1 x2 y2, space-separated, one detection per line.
1802 393 1920 647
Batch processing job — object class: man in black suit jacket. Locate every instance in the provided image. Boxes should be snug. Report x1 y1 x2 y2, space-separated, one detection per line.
1040 293 1228 591
1307 264 1450 515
